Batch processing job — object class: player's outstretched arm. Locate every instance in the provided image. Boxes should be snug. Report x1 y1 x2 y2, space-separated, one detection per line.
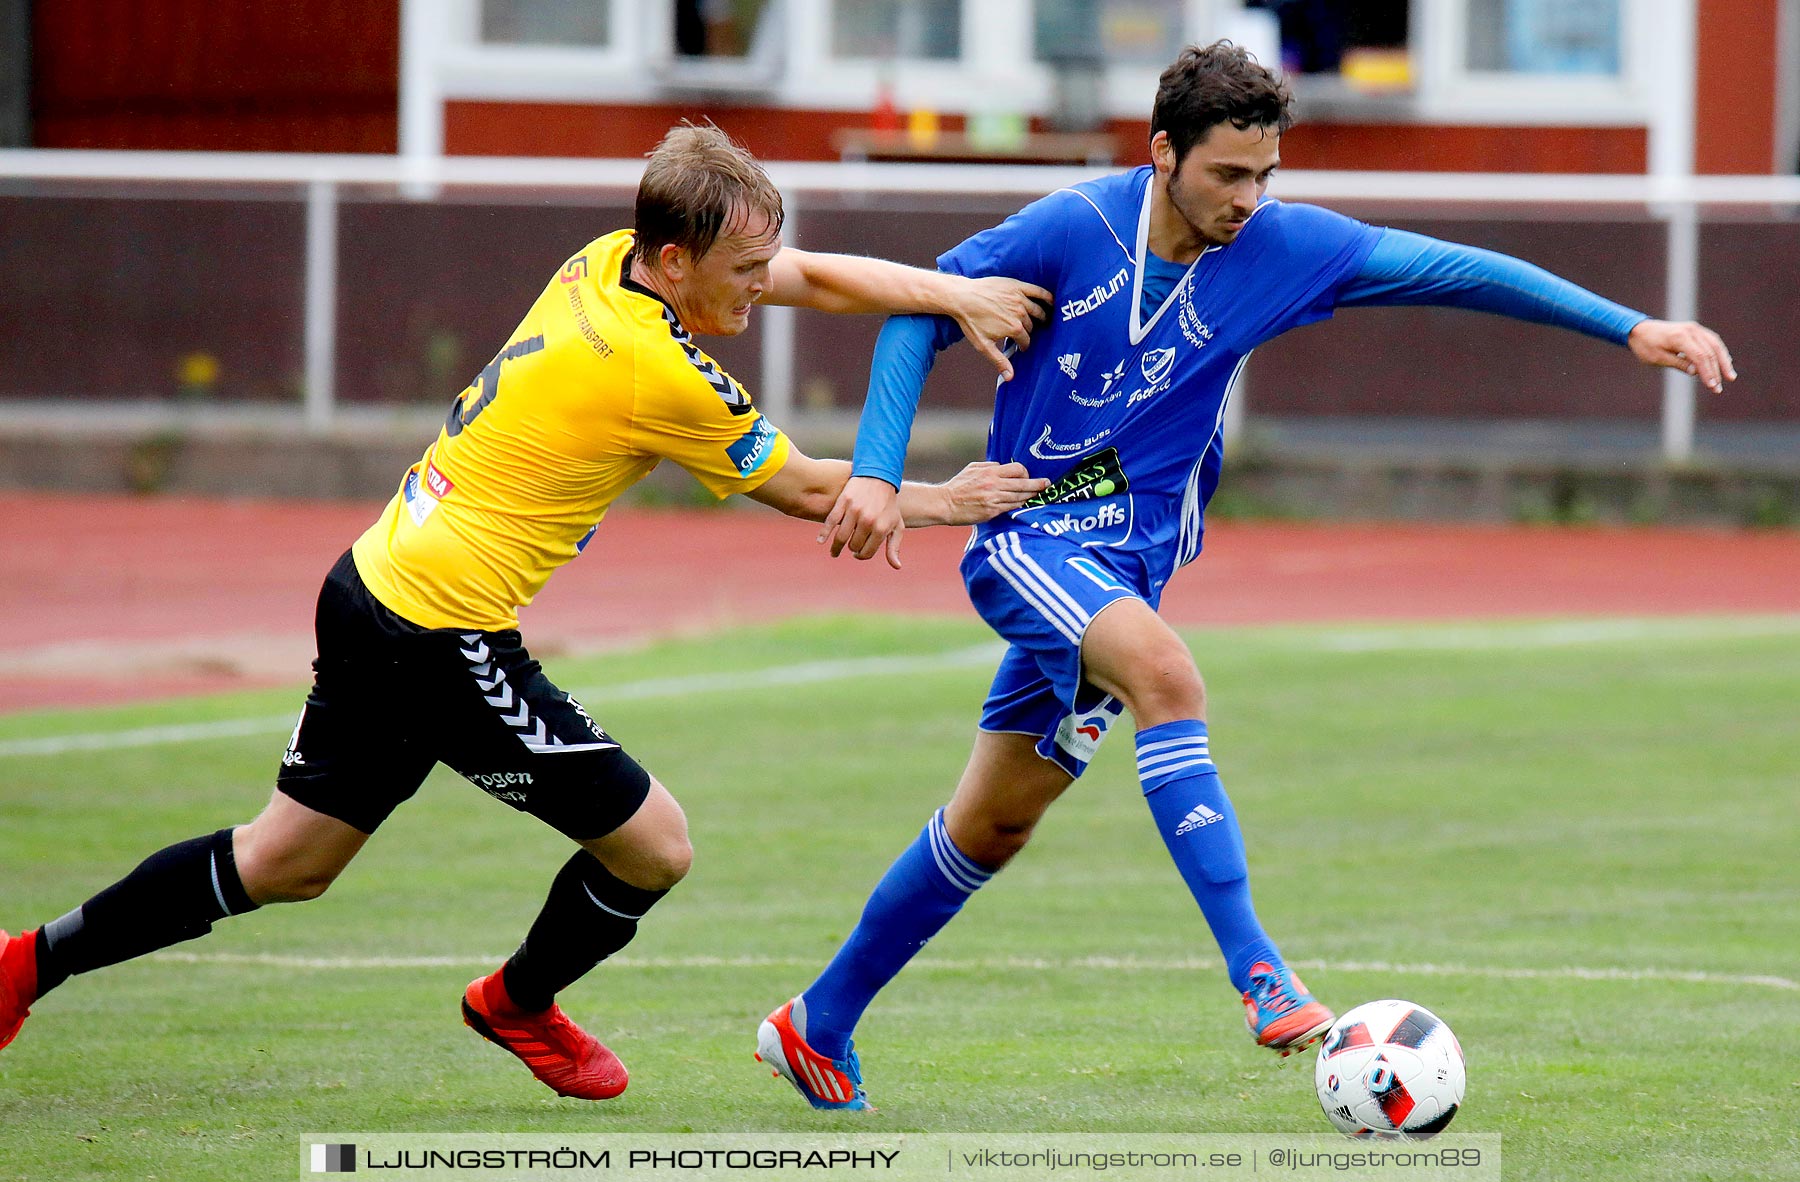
1339 228 1739 393
745 453 1043 570
764 247 1048 378
1626 319 1737 393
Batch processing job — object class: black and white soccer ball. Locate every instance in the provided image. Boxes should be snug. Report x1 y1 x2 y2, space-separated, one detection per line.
1314 999 1465 1139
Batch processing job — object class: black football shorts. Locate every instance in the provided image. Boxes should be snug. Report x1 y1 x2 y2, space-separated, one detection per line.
274 550 651 839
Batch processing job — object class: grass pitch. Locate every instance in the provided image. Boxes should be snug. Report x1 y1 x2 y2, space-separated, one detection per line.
1 615 1796 1181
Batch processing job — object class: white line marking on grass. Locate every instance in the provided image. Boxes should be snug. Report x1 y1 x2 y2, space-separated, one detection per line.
6 616 1796 757
0 714 298 757
148 951 1797 991
567 645 1005 703
1309 616 1800 653
0 646 1006 759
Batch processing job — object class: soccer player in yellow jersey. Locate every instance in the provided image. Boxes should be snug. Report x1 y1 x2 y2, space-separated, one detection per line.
0 125 1050 1100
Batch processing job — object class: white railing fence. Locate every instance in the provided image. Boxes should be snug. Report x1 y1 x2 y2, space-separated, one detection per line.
4 149 1798 462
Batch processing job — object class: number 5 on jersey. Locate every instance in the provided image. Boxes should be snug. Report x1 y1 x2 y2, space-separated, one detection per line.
447 334 546 436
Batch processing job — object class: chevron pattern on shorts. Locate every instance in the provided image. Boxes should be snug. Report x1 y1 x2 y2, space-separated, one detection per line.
460 634 559 751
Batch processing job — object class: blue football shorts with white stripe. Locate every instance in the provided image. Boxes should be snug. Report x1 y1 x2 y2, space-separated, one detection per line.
961 528 1144 777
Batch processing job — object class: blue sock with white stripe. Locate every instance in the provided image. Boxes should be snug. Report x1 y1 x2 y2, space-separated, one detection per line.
799 808 994 1060
1136 720 1279 992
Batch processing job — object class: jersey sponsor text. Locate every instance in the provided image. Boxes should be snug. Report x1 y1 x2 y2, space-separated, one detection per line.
1059 268 1129 321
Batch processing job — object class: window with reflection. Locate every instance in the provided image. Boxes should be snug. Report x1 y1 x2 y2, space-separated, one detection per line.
481 0 610 46
831 0 962 60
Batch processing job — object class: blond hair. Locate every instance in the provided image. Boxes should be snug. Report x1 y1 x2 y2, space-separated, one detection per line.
634 122 784 262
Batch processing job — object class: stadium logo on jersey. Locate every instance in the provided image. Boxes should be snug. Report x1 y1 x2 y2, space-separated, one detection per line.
1140 347 1177 386
1020 446 1129 509
1059 267 1129 321
727 416 780 476
1058 353 1082 379
559 255 589 284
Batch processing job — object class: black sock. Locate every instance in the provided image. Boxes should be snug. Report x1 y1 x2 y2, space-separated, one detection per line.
34 828 259 996
500 851 669 1013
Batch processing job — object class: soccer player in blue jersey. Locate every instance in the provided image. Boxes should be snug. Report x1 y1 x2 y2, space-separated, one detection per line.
754 41 1736 1110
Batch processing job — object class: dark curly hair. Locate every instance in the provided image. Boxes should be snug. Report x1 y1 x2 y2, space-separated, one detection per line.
1150 41 1294 164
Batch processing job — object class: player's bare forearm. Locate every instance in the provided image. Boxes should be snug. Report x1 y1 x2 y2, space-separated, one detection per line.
817 465 1046 571
765 248 1048 378
1626 319 1738 393
743 453 852 523
898 462 1048 528
751 452 1044 568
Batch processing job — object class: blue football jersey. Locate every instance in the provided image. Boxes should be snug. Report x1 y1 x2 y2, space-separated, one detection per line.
937 166 1380 591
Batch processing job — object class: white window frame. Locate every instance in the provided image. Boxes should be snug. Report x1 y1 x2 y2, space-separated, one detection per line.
422 0 648 102
745 0 1224 118
1411 0 1658 126
400 0 1697 169
408 0 1224 120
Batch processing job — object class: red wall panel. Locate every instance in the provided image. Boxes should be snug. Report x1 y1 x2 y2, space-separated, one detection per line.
31 0 399 152
1694 0 1780 173
445 100 964 162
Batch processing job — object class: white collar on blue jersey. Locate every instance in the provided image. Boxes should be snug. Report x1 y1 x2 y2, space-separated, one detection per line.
1126 175 1272 346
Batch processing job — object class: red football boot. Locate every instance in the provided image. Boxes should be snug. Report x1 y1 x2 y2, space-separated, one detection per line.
461 970 627 1099
0 928 40 1052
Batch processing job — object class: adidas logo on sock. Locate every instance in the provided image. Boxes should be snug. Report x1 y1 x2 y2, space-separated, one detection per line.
1174 804 1223 836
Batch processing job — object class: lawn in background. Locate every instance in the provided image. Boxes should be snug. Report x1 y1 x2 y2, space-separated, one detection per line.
1 615 1796 1181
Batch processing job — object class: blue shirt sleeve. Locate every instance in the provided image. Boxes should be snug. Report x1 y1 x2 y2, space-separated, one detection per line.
850 188 1083 486
936 187 1083 286
1339 227 1648 344
850 313 963 486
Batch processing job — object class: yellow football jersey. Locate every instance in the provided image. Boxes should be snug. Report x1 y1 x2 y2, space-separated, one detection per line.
351 230 791 631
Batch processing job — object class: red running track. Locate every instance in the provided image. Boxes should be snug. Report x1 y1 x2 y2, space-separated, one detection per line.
2 493 1796 714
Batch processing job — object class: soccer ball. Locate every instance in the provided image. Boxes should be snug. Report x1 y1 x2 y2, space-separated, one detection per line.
1314 1000 1465 1139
